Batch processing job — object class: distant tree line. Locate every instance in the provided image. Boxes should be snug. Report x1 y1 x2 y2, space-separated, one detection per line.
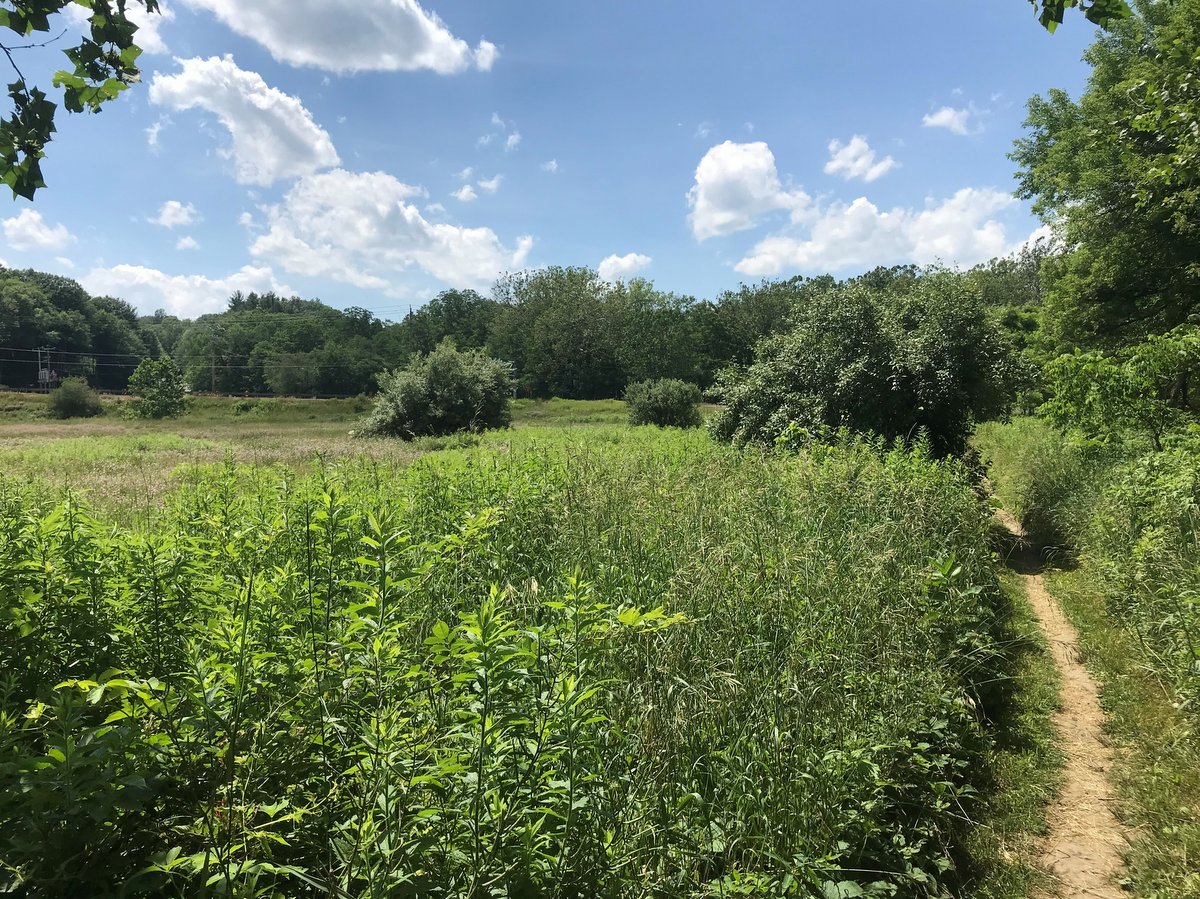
0 268 165 389
0 255 1049 399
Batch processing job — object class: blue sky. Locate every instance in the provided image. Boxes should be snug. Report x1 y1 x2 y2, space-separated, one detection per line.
0 1 1096 320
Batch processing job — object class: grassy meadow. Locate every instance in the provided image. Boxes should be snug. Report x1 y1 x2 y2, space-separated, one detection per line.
0 394 1055 897
0 396 632 524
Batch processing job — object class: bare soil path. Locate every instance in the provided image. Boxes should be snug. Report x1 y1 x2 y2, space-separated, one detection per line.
995 508 1130 898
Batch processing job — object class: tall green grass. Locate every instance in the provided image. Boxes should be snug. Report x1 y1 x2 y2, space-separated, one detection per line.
977 417 1200 899
976 418 1200 708
1 430 1011 897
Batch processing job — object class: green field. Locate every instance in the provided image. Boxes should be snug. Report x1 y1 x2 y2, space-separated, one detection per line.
0 397 1051 897
0 396 639 524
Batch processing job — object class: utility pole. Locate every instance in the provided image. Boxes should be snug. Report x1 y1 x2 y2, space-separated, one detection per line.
36 345 54 391
209 323 223 394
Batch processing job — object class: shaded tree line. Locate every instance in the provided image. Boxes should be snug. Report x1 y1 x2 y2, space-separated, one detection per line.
0 267 163 390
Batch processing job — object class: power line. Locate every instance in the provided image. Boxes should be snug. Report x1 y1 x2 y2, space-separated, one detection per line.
0 344 410 364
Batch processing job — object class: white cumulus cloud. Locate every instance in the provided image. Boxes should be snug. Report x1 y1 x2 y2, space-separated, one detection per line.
2 209 73 251
180 0 496 74
81 264 292 317
541 159 558 173
735 187 1017 276
824 136 897 183
476 174 502 193
146 116 171 151
923 106 975 136
250 169 533 292
152 200 198 229
452 184 477 202
176 236 199 250
149 55 340 186
687 141 810 241
598 253 652 281
505 131 522 152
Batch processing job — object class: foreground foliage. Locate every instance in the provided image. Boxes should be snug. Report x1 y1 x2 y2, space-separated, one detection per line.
0 1 160 198
1 430 1011 897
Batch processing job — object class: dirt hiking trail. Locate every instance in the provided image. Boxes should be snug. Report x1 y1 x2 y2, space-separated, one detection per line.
995 508 1129 899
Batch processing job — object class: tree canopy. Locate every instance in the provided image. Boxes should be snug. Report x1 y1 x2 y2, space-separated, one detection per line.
1 1 159 198
1012 0 1200 348
0 266 161 388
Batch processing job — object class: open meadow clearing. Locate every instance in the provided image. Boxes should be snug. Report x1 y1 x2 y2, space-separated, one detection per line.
0 398 1055 897
3 0 1199 895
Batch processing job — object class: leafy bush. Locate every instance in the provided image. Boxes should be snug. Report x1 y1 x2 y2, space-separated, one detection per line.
357 341 512 439
1041 324 1200 451
624 378 702 428
709 270 1020 455
46 377 103 419
127 357 187 419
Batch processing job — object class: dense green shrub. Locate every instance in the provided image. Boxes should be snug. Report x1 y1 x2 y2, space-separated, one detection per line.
709 270 1020 455
624 378 702 428
127 357 187 419
46 377 103 419
357 341 512 439
0 431 1007 896
1040 325 1200 451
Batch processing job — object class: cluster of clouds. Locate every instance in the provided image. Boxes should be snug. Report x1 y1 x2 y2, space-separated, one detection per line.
181 0 498 74
686 135 1031 277
923 104 984 136
248 169 532 294
148 56 341 187
687 141 810 241
38 0 527 312
824 136 897 183
598 253 652 281
9 0 1031 316
3 209 73 252
450 167 503 203
478 112 521 151
83 264 294 318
